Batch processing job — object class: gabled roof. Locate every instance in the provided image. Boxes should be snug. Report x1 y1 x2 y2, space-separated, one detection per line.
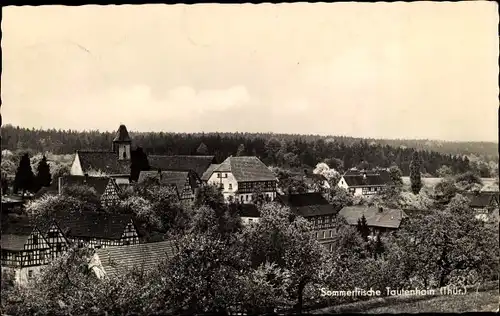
1 215 50 251
138 170 192 193
53 211 134 240
113 125 132 143
342 174 386 187
94 240 177 277
59 175 115 196
214 156 277 182
229 203 260 218
77 151 130 175
465 191 500 208
276 193 338 217
338 206 404 229
201 163 221 181
148 155 215 177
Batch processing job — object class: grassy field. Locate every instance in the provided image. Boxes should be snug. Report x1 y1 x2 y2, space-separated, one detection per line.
361 289 499 313
311 282 499 314
401 177 498 191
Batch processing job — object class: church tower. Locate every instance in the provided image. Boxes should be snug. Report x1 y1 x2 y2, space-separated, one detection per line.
112 124 132 160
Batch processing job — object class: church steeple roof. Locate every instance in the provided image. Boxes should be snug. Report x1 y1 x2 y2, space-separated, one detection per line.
113 124 131 143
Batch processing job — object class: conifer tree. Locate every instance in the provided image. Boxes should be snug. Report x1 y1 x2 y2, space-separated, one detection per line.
410 151 423 194
357 215 370 242
14 153 35 198
36 155 52 189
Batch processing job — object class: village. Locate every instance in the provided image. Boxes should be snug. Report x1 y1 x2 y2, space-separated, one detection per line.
1 124 499 314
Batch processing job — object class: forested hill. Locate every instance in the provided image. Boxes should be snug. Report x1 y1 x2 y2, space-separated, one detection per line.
1 125 497 177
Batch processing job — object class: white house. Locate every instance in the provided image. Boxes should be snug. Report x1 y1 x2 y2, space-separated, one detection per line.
205 156 278 204
337 169 391 196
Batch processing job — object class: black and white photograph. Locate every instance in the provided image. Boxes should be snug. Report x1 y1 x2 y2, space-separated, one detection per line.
1 2 499 314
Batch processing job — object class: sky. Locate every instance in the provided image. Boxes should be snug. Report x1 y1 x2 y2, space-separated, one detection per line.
1 2 498 142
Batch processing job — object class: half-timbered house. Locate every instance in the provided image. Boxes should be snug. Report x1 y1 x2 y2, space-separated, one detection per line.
276 193 340 250
138 170 202 202
35 219 70 260
53 212 140 249
465 191 500 223
338 168 392 196
58 175 122 208
205 156 278 204
1 216 51 284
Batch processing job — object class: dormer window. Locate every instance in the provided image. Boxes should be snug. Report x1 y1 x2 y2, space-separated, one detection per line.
123 152 126 159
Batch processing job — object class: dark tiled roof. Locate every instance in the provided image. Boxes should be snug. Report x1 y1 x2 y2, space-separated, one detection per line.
94 240 177 277
338 206 404 229
1 215 49 251
465 192 500 208
276 193 338 217
342 174 386 187
201 164 220 181
214 156 277 182
60 175 114 196
138 170 189 194
112 125 132 142
148 155 215 177
77 151 131 175
54 211 134 240
229 203 260 218
34 183 59 198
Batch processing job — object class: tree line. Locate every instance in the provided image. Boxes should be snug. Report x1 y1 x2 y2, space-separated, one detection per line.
2 125 496 177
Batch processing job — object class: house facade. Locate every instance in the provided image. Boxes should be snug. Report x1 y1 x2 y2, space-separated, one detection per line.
465 191 500 223
276 193 340 250
70 125 132 185
205 156 278 204
337 169 391 196
54 212 140 249
58 175 122 208
1 218 52 284
35 220 70 260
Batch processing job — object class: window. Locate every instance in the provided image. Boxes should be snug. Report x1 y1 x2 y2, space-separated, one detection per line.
123 151 126 159
28 270 33 278
224 173 228 178
217 173 221 178
246 195 249 201
229 183 232 190
248 218 253 222
329 230 333 238
240 195 244 202
32 235 38 245
322 231 325 239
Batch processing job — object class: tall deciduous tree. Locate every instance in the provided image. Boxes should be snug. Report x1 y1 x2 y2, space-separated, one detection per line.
14 153 35 198
388 165 403 187
409 151 423 194
35 156 52 189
